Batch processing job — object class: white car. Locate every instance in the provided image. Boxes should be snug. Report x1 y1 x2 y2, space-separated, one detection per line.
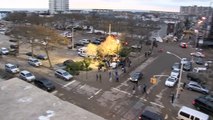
1 47 9 55
5 63 20 74
165 76 178 87
79 39 90 44
190 52 205 58
55 69 73 81
170 68 180 78
77 47 87 52
181 58 189 65
19 70 36 82
28 57 42 67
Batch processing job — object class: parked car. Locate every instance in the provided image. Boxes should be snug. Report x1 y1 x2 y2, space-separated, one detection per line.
172 62 180 70
5 63 20 74
34 79 55 92
129 72 143 82
194 57 204 65
10 44 18 49
74 41 85 47
79 39 90 44
0 47 9 55
192 95 213 115
19 70 36 82
187 72 206 84
63 59 74 66
180 42 188 48
186 81 209 94
25 52 36 57
181 58 189 65
36 54 48 60
165 76 178 87
55 69 73 81
190 52 205 58
92 39 101 45
28 57 42 67
170 68 180 78
139 109 163 120
183 61 193 71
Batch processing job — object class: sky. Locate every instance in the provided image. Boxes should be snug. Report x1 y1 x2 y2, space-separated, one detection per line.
0 0 212 12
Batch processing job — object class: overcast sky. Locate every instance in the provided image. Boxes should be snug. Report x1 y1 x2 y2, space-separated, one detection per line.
0 0 211 12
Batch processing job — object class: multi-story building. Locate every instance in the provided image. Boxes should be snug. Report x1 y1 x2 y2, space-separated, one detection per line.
49 0 69 14
180 5 212 17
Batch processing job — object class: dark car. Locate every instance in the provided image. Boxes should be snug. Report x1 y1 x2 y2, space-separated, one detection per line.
36 54 48 60
63 59 74 66
192 95 213 115
194 57 204 65
74 41 84 47
183 61 192 71
10 44 18 49
92 39 101 45
34 79 55 92
25 52 36 57
186 72 206 84
129 72 143 82
139 110 163 120
172 62 180 70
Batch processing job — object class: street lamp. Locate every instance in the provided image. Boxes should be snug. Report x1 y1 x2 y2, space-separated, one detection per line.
166 51 183 100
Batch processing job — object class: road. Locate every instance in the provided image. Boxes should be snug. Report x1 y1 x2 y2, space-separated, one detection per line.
1 32 212 120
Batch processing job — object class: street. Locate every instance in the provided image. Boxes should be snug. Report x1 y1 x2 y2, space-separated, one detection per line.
0 33 212 120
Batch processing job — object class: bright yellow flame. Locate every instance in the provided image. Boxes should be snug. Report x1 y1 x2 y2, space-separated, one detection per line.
98 35 121 57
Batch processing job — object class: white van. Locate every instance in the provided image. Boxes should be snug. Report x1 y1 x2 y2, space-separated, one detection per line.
177 106 210 120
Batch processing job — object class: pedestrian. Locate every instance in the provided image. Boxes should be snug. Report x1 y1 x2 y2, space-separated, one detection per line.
116 76 119 82
115 70 118 76
99 73 102 83
182 82 186 89
128 60 131 67
123 67 126 73
132 86 136 95
138 85 143 93
145 52 147 58
171 93 175 103
109 71 112 82
143 84 147 94
96 73 98 81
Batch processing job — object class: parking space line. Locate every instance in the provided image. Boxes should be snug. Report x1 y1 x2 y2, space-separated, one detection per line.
88 96 94 100
63 80 76 88
79 84 86 89
94 89 102 95
113 88 131 96
150 102 165 108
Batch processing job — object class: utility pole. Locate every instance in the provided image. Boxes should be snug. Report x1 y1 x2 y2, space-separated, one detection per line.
72 28 75 50
109 24 111 36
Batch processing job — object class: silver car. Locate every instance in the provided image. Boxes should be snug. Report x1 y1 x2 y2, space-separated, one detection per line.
186 81 209 94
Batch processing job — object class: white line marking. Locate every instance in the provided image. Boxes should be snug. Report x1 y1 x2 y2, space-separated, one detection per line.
150 102 165 108
63 80 76 88
79 84 85 89
51 90 58 95
113 88 131 95
94 89 102 95
164 114 168 119
88 96 94 100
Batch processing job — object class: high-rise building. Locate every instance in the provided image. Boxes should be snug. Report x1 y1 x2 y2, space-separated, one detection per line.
49 0 69 14
180 5 212 17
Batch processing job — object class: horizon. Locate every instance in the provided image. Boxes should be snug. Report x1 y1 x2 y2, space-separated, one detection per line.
0 0 212 12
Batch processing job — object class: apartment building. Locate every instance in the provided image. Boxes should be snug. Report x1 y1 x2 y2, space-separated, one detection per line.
180 5 212 16
49 0 69 14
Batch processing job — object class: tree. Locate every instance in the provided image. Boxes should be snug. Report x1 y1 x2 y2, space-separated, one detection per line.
8 25 69 68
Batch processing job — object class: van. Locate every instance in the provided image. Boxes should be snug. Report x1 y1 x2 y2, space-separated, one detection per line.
177 106 210 120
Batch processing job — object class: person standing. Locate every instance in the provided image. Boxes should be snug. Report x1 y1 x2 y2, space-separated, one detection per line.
109 71 112 82
96 73 98 81
171 93 175 103
143 84 147 94
99 73 102 83
182 82 186 89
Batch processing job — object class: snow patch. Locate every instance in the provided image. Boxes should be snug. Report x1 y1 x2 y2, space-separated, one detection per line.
38 110 55 120
17 97 32 103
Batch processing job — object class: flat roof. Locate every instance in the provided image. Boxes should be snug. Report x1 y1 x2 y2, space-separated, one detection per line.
0 78 105 120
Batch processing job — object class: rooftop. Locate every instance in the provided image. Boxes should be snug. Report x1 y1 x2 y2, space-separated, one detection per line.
0 78 105 120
